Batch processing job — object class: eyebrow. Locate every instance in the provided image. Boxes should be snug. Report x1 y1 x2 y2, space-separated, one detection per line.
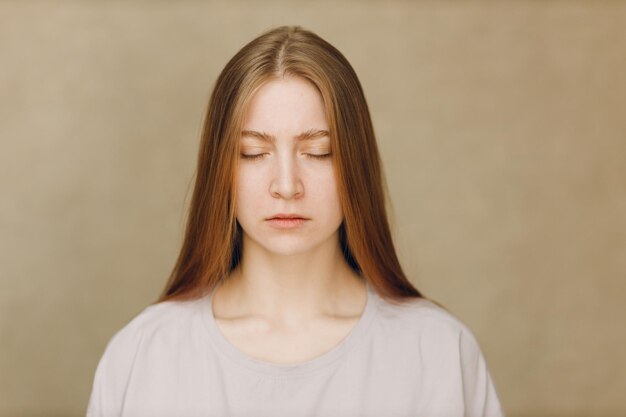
240 128 330 144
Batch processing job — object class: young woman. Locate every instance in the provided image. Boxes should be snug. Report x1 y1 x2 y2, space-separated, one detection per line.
87 25 505 417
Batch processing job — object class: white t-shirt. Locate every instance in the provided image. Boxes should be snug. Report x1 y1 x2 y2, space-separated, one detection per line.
86 282 505 417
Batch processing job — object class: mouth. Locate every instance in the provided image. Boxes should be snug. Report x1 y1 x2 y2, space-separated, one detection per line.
266 215 309 229
267 214 309 220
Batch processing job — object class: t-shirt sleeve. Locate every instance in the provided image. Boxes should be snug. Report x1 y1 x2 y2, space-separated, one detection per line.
459 327 506 417
86 323 145 417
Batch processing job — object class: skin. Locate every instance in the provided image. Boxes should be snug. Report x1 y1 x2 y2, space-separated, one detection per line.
211 75 367 364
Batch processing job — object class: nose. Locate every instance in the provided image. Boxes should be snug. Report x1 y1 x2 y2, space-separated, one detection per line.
269 152 304 199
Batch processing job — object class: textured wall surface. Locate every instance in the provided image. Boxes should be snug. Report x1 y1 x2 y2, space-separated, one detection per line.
1 1 625 416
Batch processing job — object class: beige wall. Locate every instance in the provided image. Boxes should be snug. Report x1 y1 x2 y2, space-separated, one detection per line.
1 1 625 416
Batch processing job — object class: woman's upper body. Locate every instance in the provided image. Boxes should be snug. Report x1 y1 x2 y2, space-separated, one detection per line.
86 279 505 417
86 25 506 417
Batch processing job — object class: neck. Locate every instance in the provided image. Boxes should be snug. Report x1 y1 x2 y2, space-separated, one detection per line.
217 232 365 326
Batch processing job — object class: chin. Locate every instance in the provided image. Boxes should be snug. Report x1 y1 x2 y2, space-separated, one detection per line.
261 241 321 256
247 234 328 256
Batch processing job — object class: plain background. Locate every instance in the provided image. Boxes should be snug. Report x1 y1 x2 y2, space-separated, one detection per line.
1 1 625 416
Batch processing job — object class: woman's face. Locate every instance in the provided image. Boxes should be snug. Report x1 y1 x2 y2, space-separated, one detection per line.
235 76 343 256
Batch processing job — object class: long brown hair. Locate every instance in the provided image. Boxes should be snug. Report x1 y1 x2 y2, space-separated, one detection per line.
157 25 422 305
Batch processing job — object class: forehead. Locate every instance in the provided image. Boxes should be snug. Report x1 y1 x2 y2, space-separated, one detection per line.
241 76 328 135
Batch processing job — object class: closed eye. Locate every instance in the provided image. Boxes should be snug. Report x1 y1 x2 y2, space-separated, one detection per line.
306 153 332 160
241 153 331 161
241 153 267 161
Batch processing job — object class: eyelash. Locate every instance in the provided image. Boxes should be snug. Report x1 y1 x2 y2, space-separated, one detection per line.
240 153 331 161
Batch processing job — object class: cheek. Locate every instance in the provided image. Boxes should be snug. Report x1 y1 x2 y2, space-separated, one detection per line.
315 173 343 215
236 172 264 215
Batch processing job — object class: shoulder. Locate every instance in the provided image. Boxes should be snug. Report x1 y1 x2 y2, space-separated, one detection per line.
371 295 505 416
102 298 203 357
86 299 205 416
371 294 491 373
375 295 479 345
114 299 198 337
94 298 203 368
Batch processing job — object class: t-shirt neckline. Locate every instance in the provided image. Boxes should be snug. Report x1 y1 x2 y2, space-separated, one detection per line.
200 280 379 378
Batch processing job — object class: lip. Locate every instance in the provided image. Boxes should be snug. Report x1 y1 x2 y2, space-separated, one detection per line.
266 213 309 229
267 218 308 229
267 213 309 220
